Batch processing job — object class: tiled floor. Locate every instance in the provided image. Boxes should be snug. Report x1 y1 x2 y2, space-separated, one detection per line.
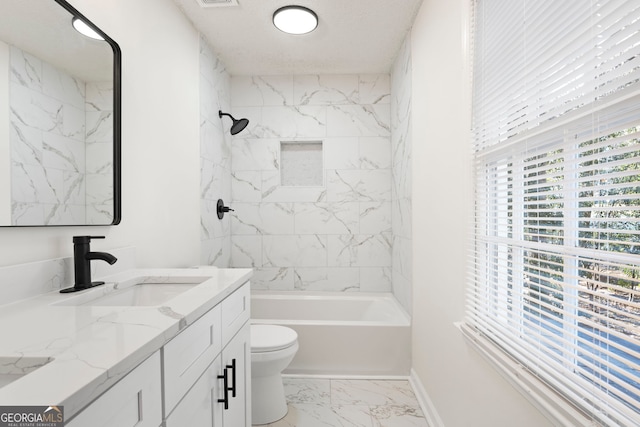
259 378 429 427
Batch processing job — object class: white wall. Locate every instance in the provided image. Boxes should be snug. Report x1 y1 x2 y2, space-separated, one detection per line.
410 0 553 426
0 0 202 268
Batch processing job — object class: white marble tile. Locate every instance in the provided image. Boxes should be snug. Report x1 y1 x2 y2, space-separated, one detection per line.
231 138 279 171
250 267 295 290
262 171 327 202
10 46 42 91
267 404 373 427
327 104 390 137
230 235 262 267
62 171 85 205
85 81 113 112
10 83 63 134
231 170 262 202
85 174 112 205
10 120 43 167
42 132 84 172
324 137 360 170
85 111 112 143
294 75 359 106
359 75 391 105
294 202 359 235
232 75 293 106
262 235 327 267
360 137 391 169
328 234 391 267
293 267 360 291
11 162 61 204
284 378 331 405
326 170 392 202
370 406 428 427
230 202 294 235
359 202 391 234
331 381 420 408
11 202 44 226
42 61 85 108
360 267 392 292
86 141 112 174
261 106 326 138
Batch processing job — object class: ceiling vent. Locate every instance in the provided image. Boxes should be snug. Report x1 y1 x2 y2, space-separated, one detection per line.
195 0 239 7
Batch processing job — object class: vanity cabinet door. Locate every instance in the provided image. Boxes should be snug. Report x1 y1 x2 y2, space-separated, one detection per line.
221 322 251 427
66 351 162 427
165 354 224 427
163 304 222 413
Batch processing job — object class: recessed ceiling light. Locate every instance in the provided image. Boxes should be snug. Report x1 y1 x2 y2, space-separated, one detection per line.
273 6 318 35
72 17 104 41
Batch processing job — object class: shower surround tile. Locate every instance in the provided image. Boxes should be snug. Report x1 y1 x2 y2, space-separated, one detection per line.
230 73 393 294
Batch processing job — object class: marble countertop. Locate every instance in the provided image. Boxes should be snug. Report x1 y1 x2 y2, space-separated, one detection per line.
0 267 252 417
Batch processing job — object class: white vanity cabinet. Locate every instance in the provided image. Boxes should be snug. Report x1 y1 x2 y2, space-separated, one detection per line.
65 281 251 427
66 351 162 427
165 282 251 427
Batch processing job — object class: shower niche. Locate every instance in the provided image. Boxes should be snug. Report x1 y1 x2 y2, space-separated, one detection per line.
280 141 323 187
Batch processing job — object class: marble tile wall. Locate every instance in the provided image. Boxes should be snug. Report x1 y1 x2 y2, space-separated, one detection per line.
8 46 114 225
229 74 393 292
85 81 114 224
199 36 232 267
391 36 413 314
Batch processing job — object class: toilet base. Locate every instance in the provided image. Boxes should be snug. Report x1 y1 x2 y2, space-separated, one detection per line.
251 373 288 425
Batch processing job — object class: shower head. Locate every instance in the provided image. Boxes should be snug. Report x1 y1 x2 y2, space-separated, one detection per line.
218 110 249 135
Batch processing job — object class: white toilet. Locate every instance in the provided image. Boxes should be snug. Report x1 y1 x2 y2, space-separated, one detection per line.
250 324 299 425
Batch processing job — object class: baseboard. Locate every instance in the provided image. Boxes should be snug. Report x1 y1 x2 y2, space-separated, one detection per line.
409 369 445 427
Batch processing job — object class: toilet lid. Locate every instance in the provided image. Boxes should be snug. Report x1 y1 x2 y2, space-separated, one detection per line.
251 325 298 352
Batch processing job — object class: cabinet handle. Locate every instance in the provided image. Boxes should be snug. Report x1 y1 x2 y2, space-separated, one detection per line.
226 359 236 398
217 370 229 410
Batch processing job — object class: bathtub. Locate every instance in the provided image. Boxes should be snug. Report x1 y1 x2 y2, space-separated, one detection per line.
251 292 411 377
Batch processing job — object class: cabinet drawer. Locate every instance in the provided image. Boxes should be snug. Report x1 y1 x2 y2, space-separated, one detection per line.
221 282 250 346
66 351 162 427
163 304 222 413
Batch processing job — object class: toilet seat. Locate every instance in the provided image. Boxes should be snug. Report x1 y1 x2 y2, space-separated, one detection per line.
251 324 297 353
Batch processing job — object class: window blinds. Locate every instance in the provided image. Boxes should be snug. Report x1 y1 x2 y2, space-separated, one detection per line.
470 1 640 425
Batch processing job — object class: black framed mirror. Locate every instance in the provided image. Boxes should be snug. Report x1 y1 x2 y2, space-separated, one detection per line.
0 0 121 226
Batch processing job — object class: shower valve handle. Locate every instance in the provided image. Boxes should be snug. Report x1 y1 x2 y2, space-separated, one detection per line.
216 199 234 219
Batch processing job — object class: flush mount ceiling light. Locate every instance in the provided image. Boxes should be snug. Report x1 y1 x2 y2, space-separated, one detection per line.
72 17 104 41
273 6 318 35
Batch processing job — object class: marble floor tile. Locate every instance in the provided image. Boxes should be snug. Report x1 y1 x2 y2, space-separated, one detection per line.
265 404 373 427
331 380 420 407
257 378 429 427
370 405 429 427
284 378 331 405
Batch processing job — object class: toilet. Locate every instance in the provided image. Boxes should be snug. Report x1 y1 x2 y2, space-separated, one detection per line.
250 324 299 425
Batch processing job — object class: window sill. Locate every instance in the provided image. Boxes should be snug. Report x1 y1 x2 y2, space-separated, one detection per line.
456 322 600 427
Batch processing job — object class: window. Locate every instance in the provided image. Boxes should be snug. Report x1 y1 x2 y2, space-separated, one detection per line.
469 1 640 425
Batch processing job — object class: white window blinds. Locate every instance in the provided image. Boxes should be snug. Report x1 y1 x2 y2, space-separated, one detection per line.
469 1 640 425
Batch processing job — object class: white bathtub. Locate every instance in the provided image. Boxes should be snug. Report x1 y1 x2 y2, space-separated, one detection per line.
251 292 411 377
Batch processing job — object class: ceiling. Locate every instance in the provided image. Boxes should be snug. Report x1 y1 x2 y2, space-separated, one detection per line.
172 0 424 76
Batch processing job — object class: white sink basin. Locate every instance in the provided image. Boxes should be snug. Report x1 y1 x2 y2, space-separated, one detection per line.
79 283 198 306
0 357 52 389
55 276 208 307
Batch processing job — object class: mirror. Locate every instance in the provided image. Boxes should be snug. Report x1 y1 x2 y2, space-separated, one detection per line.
0 0 121 226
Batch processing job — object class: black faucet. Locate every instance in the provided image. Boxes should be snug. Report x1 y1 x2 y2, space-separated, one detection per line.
60 236 118 293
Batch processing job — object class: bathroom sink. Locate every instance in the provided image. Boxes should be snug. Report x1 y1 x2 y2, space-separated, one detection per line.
55 276 208 307
0 356 52 389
